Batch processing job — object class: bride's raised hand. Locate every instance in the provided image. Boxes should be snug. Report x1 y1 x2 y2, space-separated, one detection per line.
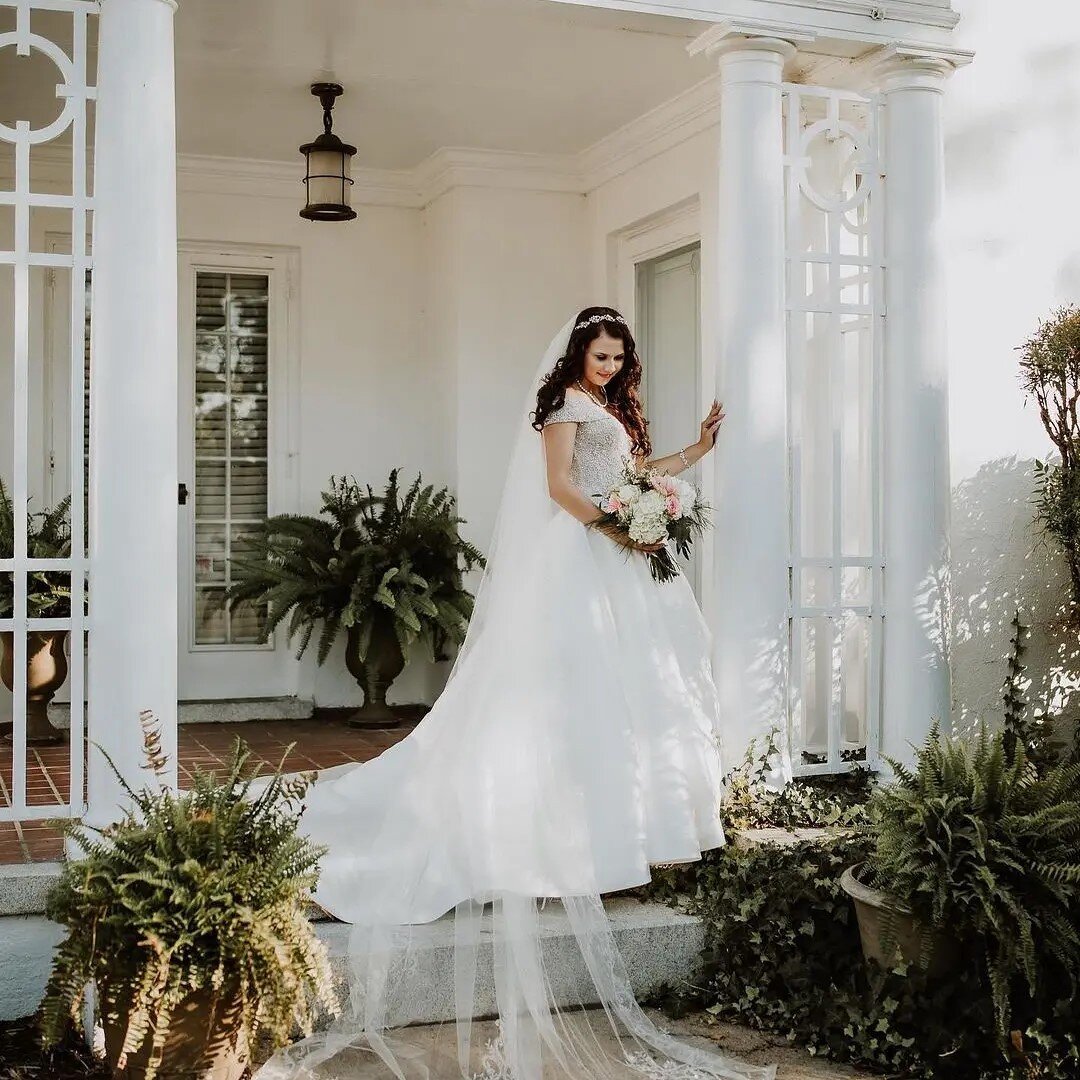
697 399 725 450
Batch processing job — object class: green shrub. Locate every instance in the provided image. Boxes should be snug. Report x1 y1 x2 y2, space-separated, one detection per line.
226 469 484 666
637 728 1079 1078
39 714 337 1079
867 722 1080 1039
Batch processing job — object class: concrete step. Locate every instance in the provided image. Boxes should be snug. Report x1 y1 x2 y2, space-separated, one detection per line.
0 863 62 917
1 898 703 1025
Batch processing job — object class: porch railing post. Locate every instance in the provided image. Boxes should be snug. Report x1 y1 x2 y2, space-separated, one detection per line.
85 0 179 826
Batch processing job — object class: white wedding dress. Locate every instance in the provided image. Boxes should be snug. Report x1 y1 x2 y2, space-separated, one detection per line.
254 317 775 1080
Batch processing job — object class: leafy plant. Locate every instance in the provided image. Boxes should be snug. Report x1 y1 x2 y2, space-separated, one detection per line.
1018 303 1080 621
225 470 485 667
1001 608 1065 770
866 722 1080 1040
720 726 875 832
39 712 338 1079
0 476 73 620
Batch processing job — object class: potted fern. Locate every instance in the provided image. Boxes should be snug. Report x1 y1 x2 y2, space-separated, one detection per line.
39 711 338 1080
842 722 1080 1038
226 470 485 728
0 477 73 744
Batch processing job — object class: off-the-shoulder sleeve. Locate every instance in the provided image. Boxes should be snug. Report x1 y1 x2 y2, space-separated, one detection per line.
540 395 595 427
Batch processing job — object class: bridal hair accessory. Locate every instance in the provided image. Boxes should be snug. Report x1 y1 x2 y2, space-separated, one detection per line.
574 312 628 332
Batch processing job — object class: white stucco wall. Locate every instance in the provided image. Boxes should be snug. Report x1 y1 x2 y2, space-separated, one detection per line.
945 0 1080 741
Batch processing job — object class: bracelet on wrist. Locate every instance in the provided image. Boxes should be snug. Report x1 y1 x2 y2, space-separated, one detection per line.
678 447 691 470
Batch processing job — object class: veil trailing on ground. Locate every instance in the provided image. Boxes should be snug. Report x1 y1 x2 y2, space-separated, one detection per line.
253 317 776 1080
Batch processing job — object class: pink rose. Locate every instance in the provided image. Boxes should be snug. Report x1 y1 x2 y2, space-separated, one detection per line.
652 474 677 496
665 494 681 518
604 495 624 514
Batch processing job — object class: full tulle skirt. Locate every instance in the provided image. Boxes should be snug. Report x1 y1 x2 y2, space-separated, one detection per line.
253 509 774 1080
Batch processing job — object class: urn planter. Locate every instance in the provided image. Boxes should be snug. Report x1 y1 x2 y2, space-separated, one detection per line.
840 862 959 977
0 629 69 744
344 616 406 729
101 982 248 1080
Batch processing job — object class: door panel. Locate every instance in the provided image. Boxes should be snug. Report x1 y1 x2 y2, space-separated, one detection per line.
636 244 703 597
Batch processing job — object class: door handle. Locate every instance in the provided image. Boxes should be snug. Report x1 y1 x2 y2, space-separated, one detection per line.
178 482 189 506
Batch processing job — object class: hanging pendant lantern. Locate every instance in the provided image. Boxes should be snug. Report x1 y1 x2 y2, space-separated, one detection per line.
299 83 357 222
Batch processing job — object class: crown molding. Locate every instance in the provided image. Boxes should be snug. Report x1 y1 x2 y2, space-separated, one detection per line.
579 71 721 191
412 147 585 204
177 153 422 208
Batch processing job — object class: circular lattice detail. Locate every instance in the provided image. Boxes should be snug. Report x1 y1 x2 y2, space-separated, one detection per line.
0 32 79 145
791 118 878 215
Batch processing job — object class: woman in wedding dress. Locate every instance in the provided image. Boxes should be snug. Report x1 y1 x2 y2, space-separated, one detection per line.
255 308 776 1080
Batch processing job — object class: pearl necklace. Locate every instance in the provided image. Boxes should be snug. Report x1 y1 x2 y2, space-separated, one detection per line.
575 379 609 409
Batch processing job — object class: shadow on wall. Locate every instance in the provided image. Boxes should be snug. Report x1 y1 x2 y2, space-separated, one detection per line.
950 456 1080 743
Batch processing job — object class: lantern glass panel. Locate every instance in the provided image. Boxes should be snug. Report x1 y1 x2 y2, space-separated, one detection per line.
307 149 348 208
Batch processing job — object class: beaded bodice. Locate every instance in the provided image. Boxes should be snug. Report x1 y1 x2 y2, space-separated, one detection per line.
541 390 635 503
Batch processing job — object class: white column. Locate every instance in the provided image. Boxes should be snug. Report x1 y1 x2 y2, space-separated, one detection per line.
86 0 179 825
871 49 961 768
688 25 808 786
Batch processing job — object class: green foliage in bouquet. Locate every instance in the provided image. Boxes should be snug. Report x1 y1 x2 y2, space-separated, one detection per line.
0 476 72 619
39 713 338 1079
226 469 485 666
866 722 1080 1039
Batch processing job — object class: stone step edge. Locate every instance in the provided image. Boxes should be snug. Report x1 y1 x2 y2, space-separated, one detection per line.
1 898 704 1026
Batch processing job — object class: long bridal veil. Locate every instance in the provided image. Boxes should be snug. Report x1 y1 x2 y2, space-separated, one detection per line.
253 316 776 1080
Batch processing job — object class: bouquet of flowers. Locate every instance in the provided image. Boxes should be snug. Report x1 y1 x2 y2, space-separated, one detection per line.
587 459 711 584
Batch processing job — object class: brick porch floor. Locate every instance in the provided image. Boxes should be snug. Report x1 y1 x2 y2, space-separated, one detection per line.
0 707 424 866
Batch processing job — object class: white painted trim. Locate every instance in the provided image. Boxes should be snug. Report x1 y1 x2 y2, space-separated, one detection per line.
545 0 962 34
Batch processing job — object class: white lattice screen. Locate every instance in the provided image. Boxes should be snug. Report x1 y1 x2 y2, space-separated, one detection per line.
0 0 97 821
782 83 885 775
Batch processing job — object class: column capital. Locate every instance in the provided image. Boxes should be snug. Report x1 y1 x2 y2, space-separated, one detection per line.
687 19 815 66
856 41 974 93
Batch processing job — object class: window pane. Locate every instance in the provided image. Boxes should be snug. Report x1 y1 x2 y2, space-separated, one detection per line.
195 587 227 644
192 270 271 646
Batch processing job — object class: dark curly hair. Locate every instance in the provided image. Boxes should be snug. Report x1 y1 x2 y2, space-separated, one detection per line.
530 306 651 458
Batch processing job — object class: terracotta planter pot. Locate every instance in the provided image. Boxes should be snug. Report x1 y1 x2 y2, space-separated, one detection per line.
0 629 69 745
343 615 406 729
840 862 959 977
100 983 249 1080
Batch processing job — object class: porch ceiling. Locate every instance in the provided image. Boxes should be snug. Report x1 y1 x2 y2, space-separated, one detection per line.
173 0 716 168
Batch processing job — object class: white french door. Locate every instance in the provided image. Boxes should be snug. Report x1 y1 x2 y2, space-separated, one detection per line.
177 244 300 701
635 243 703 597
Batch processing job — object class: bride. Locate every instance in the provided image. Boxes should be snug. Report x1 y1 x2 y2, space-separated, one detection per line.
254 308 776 1080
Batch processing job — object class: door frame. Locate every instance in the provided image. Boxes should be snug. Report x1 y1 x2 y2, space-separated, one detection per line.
176 240 302 699
605 197 719 620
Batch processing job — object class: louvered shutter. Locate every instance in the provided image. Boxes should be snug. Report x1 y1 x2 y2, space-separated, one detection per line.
193 271 270 644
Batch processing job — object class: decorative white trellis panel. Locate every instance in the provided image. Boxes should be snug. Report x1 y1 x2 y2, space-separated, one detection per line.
0 0 97 821
782 84 885 776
